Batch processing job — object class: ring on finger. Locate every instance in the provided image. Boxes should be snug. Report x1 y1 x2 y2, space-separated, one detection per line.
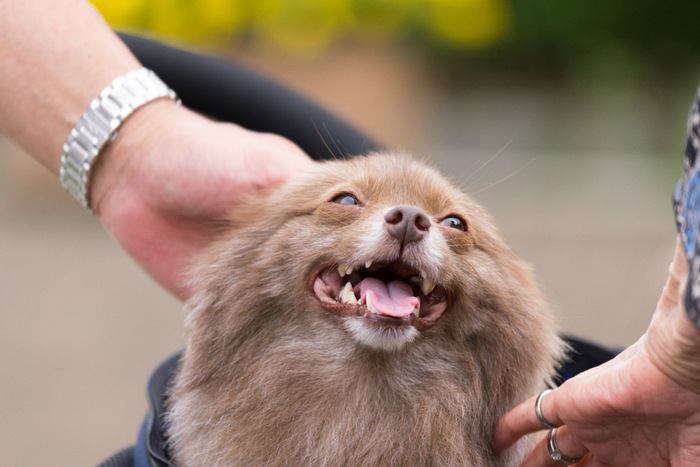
547 427 584 465
535 389 557 429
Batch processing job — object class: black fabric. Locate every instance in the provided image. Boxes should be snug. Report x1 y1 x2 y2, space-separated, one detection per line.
554 336 621 385
144 353 180 467
96 446 135 467
119 33 382 161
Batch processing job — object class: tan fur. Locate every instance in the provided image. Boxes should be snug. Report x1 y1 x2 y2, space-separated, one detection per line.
166 153 563 466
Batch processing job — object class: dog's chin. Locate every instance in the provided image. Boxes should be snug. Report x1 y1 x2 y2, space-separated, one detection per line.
341 316 421 351
308 258 449 352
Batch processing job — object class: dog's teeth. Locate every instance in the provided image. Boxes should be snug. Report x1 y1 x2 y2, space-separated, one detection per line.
338 263 349 276
346 265 354 275
365 260 372 269
340 282 358 305
412 306 420 317
421 279 436 295
365 293 380 314
409 275 421 285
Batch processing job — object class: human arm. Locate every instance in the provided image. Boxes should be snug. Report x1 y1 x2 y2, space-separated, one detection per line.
493 239 700 466
0 0 313 298
0 0 142 171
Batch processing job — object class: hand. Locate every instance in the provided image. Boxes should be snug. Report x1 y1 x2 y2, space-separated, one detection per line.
493 240 700 466
91 100 314 299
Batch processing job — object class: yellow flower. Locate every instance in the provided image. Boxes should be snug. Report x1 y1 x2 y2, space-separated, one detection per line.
91 0 146 28
424 0 509 47
197 0 247 37
251 0 351 54
91 0 512 51
347 0 413 41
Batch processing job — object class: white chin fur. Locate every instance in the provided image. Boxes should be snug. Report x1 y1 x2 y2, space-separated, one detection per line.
343 317 419 351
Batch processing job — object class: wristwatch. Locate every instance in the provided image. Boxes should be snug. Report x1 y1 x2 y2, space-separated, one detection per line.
59 68 179 211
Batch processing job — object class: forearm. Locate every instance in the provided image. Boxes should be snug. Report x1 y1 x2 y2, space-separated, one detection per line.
0 0 140 173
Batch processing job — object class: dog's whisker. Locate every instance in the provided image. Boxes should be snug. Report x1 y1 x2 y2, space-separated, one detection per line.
469 156 537 195
313 120 341 161
463 140 512 186
322 121 346 159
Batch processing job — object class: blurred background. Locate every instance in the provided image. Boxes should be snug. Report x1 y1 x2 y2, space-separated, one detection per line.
2 1 700 465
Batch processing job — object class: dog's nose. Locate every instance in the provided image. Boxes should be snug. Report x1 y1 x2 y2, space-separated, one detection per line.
384 205 431 244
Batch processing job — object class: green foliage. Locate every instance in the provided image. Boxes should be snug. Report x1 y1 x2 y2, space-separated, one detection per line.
506 1 700 60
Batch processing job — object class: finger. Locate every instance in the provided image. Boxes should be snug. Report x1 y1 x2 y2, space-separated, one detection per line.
521 426 588 467
493 389 564 452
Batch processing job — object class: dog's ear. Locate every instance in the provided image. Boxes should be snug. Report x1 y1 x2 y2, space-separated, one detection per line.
224 187 286 229
187 189 283 286
184 168 332 312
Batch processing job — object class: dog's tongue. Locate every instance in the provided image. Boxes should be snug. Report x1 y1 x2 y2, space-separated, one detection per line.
357 278 419 317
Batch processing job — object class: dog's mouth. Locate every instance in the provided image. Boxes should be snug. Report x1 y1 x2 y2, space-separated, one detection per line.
310 260 448 330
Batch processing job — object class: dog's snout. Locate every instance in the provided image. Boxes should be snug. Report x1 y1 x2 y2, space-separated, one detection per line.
384 205 431 244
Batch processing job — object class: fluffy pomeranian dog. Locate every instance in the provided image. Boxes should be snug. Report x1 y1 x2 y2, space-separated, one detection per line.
166 153 562 466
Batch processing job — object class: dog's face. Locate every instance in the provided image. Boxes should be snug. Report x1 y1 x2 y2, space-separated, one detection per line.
196 154 545 355
173 153 559 466
305 155 504 351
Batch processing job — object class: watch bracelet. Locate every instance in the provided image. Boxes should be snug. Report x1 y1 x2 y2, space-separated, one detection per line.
59 68 179 211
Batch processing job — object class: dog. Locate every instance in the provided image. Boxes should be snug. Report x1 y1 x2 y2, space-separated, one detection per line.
165 153 563 466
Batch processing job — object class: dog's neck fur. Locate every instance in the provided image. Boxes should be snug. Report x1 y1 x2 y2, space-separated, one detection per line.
167 284 544 467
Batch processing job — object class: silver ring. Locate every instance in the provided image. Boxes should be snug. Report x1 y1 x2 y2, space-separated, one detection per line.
535 389 557 429
547 427 584 465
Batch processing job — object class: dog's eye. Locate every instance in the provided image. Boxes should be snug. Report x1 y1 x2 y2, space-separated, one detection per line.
331 193 360 206
440 215 467 231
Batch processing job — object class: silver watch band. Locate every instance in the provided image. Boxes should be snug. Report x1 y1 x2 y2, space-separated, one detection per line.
59 68 179 211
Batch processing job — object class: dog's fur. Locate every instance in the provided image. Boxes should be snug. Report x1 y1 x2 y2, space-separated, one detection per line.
166 154 562 466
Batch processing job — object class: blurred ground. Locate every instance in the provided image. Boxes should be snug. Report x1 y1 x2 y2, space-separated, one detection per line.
0 43 693 466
